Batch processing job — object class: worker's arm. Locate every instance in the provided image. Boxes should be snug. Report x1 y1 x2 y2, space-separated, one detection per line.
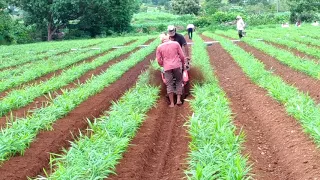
177 44 185 65
156 47 163 66
182 44 190 60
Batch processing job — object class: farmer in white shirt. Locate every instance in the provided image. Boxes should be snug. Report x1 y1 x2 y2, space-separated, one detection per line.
186 24 195 40
236 15 245 39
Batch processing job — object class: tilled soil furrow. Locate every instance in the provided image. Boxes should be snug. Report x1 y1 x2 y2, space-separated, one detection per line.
264 41 319 62
0 40 139 99
0 42 102 73
108 97 191 180
0 52 156 180
0 47 141 127
202 35 320 180
235 42 320 103
0 49 114 99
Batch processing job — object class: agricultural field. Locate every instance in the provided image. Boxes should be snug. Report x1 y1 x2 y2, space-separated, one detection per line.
0 25 320 180
131 11 195 33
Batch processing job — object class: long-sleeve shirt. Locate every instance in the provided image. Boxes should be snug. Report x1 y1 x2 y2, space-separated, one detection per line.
237 19 245 31
156 41 185 71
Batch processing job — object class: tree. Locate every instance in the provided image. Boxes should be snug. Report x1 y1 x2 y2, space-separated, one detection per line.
10 0 139 40
171 0 201 15
204 0 222 15
75 0 138 37
10 0 79 41
287 0 320 22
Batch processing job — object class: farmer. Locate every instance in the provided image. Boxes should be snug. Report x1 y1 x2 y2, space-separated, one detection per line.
236 15 245 39
311 21 319 26
295 20 301 27
186 24 195 40
156 33 185 107
167 25 190 61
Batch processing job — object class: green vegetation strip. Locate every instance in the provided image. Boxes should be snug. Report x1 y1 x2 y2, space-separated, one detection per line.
0 39 104 70
48 70 159 179
185 33 249 179
0 38 159 162
248 28 320 47
0 38 135 93
217 31 320 79
0 38 150 117
0 37 135 80
249 31 320 59
0 38 101 58
205 32 320 148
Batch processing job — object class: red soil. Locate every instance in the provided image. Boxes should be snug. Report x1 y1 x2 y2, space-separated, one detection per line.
0 40 137 98
0 52 156 180
235 41 320 103
264 41 319 62
0 42 102 72
0 39 155 127
108 70 192 180
202 35 320 179
0 46 141 127
107 36 194 180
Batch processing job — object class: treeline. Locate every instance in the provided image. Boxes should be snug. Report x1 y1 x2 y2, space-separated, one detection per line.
0 0 140 44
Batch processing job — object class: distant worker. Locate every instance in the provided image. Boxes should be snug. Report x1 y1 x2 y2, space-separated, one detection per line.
156 33 185 107
281 22 290 28
186 24 195 40
311 20 319 26
295 20 301 27
236 15 245 39
167 25 190 62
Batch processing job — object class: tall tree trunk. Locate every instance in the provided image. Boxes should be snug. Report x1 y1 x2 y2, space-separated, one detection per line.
47 23 58 41
47 23 53 41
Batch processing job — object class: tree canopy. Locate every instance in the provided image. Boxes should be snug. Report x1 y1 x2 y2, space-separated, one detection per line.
7 0 140 40
287 0 320 22
171 0 201 15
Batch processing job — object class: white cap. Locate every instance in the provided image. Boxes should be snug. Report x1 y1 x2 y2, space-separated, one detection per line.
236 15 241 19
167 25 176 36
167 25 175 31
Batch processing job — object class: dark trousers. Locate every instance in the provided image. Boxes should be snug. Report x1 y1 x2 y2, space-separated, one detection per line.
164 68 183 95
238 30 243 39
188 28 193 39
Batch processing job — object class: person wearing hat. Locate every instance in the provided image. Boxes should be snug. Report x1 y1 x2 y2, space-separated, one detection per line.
236 15 245 39
167 25 190 62
156 33 185 107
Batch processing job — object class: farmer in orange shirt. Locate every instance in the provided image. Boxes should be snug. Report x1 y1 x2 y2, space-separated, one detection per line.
156 33 185 107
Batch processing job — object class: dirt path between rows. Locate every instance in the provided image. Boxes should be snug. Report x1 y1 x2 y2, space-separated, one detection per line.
107 97 191 180
107 36 193 180
0 46 140 127
0 39 154 127
0 40 139 98
0 42 102 72
264 41 319 62
235 42 320 103
0 52 156 180
107 69 192 180
202 35 320 179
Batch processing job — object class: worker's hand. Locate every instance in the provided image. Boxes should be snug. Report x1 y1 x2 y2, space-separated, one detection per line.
184 61 190 70
186 56 191 61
